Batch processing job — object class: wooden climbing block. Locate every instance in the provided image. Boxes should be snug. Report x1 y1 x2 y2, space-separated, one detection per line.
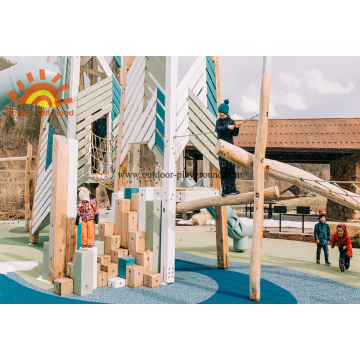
98 222 114 241
138 187 155 231
131 193 139 212
135 250 153 273
43 242 49 281
94 240 104 255
97 254 111 265
87 247 98 290
143 271 161 288
67 262 74 279
97 263 101 272
126 264 143 288
97 271 108 288
54 277 74 296
104 235 121 255
101 262 118 279
124 187 139 200
121 211 138 248
74 249 94 296
108 277 125 288
115 199 131 235
118 256 136 279
128 230 145 258
111 248 129 264
145 200 162 272
48 135 69 283
66 217 77 264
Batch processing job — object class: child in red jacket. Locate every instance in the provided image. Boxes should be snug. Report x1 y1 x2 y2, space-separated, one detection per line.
75 187 99 248
331 224 353 272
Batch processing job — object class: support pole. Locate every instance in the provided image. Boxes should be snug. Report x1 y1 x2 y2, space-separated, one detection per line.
250 56 272 301
160 56 177 283
114 56 129 192
212 56 229 269
24 142 33 232
29 113 47 243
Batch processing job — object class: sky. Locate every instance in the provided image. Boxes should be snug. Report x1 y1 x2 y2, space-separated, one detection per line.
5 56 360 120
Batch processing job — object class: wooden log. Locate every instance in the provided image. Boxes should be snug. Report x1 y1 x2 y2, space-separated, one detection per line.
104 235 121 255
121 211 138 248
98 222 114 241
54 278 74 296
211 55 229 270
136 250 153 273
48 135 69 282
66 217 77 264
143 271 161 288
215 139 360 212
24 142 33 232
115 199 131 235
192 213 211 226
126 264 144 288
177 187 279 213
251 57 272 301
128 230 145 257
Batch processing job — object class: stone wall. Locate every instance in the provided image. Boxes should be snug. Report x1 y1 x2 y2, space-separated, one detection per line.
327 154 360 221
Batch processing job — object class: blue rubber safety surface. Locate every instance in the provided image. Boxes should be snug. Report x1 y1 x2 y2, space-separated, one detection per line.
1 252 359 304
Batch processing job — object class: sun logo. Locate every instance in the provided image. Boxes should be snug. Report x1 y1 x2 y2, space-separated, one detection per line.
7 69 73 108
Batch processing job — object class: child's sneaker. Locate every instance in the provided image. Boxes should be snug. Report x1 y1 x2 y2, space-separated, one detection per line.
325 261 331 266
82 245 87 249
230 190 240 195
316 260 320 264
221 192 228 197
88 245 93 248
339 263 345 272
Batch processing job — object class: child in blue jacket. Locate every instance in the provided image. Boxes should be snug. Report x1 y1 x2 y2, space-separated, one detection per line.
314 209 331 265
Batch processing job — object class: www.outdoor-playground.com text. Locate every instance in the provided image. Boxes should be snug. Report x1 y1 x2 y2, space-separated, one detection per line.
118 172 244 180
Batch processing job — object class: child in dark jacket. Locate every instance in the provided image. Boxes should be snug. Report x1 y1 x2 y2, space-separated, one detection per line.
215 99 240 197
331 224 353 271
313 210 331 265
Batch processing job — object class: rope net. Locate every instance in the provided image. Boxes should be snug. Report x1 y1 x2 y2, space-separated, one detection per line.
90 131 116 190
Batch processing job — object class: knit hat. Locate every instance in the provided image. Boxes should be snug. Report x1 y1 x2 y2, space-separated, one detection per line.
317 209 326 219
218 99 229 115
336 224 347 233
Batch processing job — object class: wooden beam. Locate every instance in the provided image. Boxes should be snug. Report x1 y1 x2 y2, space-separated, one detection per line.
176 187 279 213
114 56 129 192
24 143 33 232
80 65 106 79
0 156 36 162
66 217 78 267
29 114 47 243
48 135 69 282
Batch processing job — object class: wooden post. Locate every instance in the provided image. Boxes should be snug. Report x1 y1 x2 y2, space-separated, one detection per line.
66 217 78 266
250 56 272 301
48 135 69 283
114 56 130 192
160 56 177 283
24 142 33 232
211 56 229 269
29 113 46 243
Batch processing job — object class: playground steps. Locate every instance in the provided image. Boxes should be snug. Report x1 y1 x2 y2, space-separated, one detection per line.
49 189 163 296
